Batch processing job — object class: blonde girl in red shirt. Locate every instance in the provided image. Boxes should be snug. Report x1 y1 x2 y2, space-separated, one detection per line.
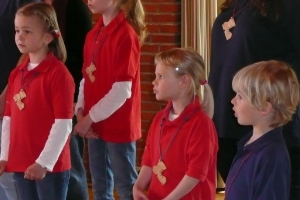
133 48 218 200
73 0 146 199
0 3 74 200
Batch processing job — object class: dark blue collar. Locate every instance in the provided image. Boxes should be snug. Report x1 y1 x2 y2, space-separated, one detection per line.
238 127 283 153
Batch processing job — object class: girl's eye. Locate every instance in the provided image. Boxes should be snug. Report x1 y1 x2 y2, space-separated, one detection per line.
155 74 164 79
237 94 242 99
15 30 20 33
25 30 30 34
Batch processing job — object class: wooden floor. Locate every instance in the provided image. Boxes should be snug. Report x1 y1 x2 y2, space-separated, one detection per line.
216 192 225 200
88 186 225 199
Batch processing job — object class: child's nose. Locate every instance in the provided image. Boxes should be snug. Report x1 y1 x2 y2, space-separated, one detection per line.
152 78 157 85
231 97 236 104
16 33 24 40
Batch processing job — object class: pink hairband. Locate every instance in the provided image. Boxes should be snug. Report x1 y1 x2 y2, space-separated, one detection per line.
200 80 207 85
53 30 60 38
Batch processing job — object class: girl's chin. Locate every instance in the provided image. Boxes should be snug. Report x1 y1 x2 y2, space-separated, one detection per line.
155 95 164 101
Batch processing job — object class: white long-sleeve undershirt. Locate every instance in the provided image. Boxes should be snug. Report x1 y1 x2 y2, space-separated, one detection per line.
75 78 132 123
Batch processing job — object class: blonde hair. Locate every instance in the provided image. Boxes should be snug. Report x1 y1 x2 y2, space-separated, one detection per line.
232 60 300 127
16 2 67 62
118 0 147 45
154 48 214 118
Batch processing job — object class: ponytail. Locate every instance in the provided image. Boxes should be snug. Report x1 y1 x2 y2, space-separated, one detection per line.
120 0 147 45
198 83 214 119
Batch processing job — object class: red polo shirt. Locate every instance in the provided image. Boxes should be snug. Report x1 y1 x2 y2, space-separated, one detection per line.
4 52 74 172
82 11 141 142
142 99 218 200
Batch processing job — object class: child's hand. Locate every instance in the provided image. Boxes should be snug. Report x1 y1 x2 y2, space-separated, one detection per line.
24 163 47 180
73 114 98 139
0 160 7 175
133 185 149 200
84 127 98 139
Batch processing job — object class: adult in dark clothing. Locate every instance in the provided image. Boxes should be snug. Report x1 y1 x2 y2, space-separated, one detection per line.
64 0 93 102
64 1 92 199
208 0 300 199
50 0 92 199
0 1 40 199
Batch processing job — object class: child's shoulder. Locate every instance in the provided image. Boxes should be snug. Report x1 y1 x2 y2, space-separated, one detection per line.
256 134 289 162
8 59 27 81
47 56 73 79
8 67 21 83
113 18 138 40
192 109 215 126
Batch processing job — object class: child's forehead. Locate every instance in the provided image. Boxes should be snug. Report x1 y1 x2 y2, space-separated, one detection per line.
155 62 173 73
155 61 168 68
15 14 38 24
15 14 45 29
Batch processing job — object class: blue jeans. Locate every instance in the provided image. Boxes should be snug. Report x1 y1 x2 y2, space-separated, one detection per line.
67 132 89 200
88 138 137 200
0 120 18 200
0 173 18 200
13 171 70 200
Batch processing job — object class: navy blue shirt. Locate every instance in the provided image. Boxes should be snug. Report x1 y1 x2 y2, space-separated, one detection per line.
225 127 290 200
0 0 40 92
209 0 300 142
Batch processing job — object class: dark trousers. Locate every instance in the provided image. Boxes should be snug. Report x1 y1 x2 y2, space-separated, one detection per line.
67 117 89 200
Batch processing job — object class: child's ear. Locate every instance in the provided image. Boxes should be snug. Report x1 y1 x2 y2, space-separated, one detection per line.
259 102 273 117
179 75 191 88
45 33 53 45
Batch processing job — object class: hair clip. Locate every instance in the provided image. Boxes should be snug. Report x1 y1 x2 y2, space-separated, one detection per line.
53 30 60 38
200 79 207 85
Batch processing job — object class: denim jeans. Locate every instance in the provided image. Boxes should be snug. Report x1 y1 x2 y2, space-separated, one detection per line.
0 120 18 200
0 172 18 200
13 171 70 200
67 132 89 200
88 138 137 200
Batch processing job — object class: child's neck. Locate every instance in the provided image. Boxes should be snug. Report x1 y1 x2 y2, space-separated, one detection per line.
171 96 193 115
29 51 48 64
247 125 274 144
102 7 120 27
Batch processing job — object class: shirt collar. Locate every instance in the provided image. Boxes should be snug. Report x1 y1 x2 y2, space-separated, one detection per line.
238 127 283 153
161 96 202 124
18 52 56 73
96 10 126 35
